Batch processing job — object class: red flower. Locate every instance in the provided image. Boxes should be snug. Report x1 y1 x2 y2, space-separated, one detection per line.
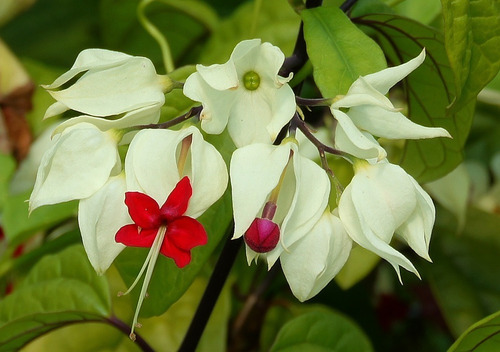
115 176 207 268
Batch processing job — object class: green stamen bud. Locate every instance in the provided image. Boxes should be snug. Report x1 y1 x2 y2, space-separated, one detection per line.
243 71 260 91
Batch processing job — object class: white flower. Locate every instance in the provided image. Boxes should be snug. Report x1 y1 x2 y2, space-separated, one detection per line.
331 50 451 160
124 126 228 218
230 141 330 268
29 122 121 211
78 174 128 274
183 39 296 147
338 160 435 281
43 49 168 119
281 209 352 302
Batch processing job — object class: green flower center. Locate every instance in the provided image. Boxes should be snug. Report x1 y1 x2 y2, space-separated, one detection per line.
243 71 260 91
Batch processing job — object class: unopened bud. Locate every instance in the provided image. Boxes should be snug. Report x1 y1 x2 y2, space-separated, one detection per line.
244 218 280 253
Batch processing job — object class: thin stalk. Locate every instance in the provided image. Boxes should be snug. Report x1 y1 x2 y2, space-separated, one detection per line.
138 0 175 73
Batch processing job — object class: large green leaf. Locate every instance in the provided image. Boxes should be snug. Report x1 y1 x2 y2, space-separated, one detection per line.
355 14 475 182
302 6 387 98
449 310 500 352
441 0 500 111
0 245 111 351
424 207 500 337
2 190 77 246
269 310 373 352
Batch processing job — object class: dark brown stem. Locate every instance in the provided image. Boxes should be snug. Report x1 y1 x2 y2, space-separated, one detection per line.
106 316 154 352
132 106 202 131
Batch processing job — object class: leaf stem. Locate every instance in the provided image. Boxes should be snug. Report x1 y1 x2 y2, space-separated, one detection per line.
138 0 175 73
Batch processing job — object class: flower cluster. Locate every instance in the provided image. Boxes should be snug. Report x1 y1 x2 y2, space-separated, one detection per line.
29 38 451 334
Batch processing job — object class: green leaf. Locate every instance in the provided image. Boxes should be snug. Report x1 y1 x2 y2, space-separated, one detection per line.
114 189 233 317
355 14 475 182
0 153 16 211
2 190 77 246
199 0 300 65
424 207 500 337
302 6 386 98
0 245 111 351
269 310 373 352
441 0 500 110
449 310 500 352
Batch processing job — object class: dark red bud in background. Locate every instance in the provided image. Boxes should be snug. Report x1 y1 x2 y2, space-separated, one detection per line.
244 218 280 253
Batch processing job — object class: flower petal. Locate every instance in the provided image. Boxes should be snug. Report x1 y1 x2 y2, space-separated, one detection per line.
78 175 128 274
339 184 420 281
183 72 234 135
266 146 330 267
45 50 164 117
332 109 387 161
115 225 158 248
281 210 352 301
361 49 426 95
347 105 451 140
230 143 291 239
29 122 120 211
125 192 161 229
166 216 207 250
160 176 192 221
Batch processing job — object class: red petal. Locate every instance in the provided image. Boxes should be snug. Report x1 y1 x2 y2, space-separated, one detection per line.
160 240 191 268
159 217 207 268
115 224 157 248
125 192 161 229
160 176 192 221
167 217 207 250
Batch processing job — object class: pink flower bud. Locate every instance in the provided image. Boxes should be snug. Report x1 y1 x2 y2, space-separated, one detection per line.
244 218 280 253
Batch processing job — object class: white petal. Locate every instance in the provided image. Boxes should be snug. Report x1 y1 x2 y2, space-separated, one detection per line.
42 49 132 91
186 127 228 217
347 105 451 140
362 49 426 95
332 109 386 160
78 175 128 274
254 42 287 87
47 57 164 117
281 210 352 301
230 143 291 239
339 184 420 281
396 176 435 261
261 82 296 143
29 123 120 211
332 77 395 110
44 101 69 119
183 72 234 135
230 39 263 75
351 163 417 241
53 105 161 137
268 147 330 265
196 60 239 90
227 90 269 146
125 129 184 205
